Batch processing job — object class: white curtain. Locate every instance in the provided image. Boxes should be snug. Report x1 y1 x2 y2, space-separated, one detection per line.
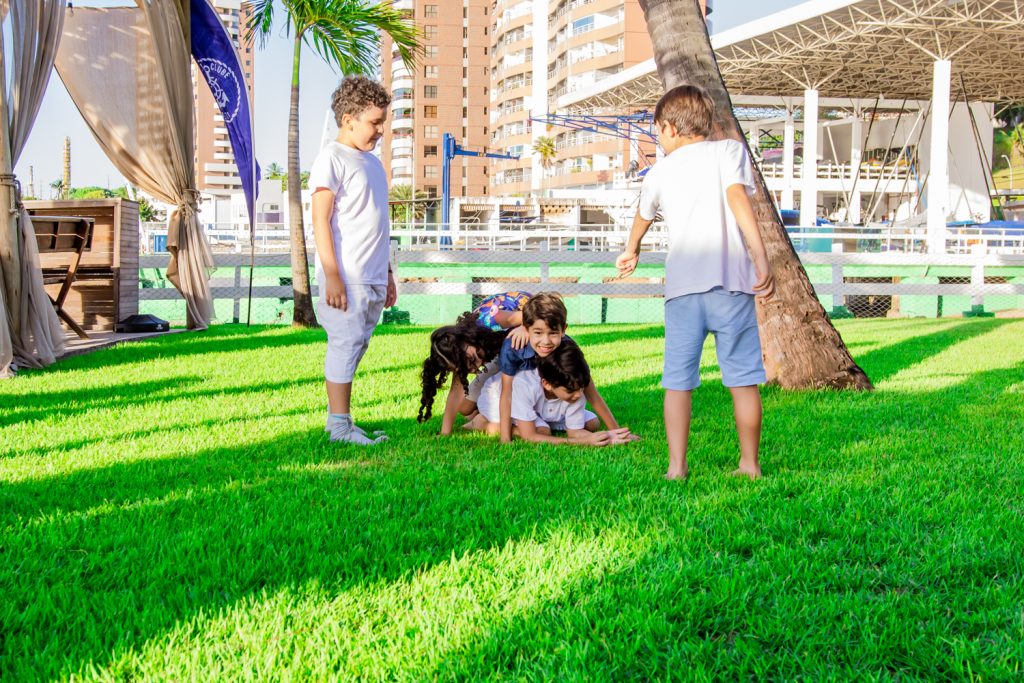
0 0 67 378
55 1 213 329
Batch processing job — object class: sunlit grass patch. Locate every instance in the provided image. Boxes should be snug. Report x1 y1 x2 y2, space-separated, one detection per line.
1 319 1022 681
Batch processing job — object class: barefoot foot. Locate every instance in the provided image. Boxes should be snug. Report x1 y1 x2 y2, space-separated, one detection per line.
664 468 689 481
730 466 762 480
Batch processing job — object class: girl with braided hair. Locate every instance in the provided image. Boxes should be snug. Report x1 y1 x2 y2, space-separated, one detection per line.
418 292 532 434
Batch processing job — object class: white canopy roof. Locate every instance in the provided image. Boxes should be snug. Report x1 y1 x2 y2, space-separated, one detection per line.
560 0 1024 112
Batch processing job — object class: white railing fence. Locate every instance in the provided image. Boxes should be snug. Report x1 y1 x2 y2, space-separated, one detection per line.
138 250 1024 325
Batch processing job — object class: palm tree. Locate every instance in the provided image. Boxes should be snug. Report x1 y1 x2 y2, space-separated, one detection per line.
640 0 871 389
389 184 427 223
248 0 419 327
263 162 284 179
532 135 557 192
49 179 63 200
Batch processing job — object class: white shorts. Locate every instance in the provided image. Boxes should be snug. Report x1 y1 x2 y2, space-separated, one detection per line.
317 283 386 383
465 359 501 402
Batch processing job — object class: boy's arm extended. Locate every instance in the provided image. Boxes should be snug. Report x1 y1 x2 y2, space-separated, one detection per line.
725 184 775 299
584 380 618 429
616 212 655 278
583 381 638 440
518 420 611 447
499 373 515 443
312 189 346 309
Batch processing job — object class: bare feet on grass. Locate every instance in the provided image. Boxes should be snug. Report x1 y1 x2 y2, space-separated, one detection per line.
664 466 689 481
730 465 762 480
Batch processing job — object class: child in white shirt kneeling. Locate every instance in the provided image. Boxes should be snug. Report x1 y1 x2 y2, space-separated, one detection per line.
468 338 629 447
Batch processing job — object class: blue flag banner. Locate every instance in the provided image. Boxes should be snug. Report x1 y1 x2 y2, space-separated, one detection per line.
190 0 260 231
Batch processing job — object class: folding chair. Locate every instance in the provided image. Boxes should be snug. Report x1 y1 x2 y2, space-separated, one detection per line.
32 215 95 339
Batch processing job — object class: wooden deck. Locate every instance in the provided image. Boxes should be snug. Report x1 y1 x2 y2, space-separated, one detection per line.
58 328 185 360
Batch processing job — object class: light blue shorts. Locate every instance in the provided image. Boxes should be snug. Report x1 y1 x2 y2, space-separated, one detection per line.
663 288 766 391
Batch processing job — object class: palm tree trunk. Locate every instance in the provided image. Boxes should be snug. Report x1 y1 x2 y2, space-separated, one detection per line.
640 0 872 390
288 34 317 328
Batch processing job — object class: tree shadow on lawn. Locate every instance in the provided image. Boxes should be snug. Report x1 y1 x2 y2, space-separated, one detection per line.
0 418 675 680
3 321 1022 679
36 324 430 374
2 361 421 430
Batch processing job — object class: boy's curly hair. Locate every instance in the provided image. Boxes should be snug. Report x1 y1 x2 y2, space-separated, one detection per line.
417 311 507 423
331 76 391 125
536 338 591 393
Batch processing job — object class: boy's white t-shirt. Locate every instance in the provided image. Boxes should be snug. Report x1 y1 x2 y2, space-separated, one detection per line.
308 141 390 285
476 369 586 429
638 138 759 299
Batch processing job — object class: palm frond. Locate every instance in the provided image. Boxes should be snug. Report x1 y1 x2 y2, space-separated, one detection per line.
294 0 422 75
244 0 278 48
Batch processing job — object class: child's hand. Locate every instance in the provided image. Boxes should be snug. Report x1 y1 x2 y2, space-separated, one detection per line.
325 276 347 310
508 325 529 350
615 250 639 278
385 271 398 308
584 431 613 447
752 255 775 300
607 427 636 444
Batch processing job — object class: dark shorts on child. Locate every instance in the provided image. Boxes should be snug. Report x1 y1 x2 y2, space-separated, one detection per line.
663 287 766 391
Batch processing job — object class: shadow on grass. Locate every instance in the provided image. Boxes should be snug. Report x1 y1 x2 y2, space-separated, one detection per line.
851 318 1012 383
3 362 422 429
2 322 1022 680
39 324 430 374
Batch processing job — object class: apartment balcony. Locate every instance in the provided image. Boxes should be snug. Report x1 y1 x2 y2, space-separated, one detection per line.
391 137 413 153
391 97 414 111
392 76 413 92
391 117 414 133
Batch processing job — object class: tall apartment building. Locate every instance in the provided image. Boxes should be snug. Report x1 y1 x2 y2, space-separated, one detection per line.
379 0 493 199
194 0 256 196
490 0 710 196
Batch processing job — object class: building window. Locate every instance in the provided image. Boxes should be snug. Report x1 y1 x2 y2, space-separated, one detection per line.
424 65 439 78
424 186 437 198
424 125 439 138
424 145 438 158
424 166 438 178
424 45 438 59
424 105 437 118
424 85 437 98
424 4 438 18
425 25 438 40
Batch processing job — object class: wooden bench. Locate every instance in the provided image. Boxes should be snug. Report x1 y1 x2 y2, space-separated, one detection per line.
32 215 95 339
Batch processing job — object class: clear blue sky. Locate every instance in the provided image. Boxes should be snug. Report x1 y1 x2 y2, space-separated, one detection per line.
14 0 805 194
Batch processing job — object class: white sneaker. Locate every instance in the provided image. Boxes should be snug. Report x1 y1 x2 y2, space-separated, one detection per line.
328 422 387 445
325 416 386 438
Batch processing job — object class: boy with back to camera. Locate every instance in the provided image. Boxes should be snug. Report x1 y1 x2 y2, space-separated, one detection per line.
310 76 397 445
495 293 633 444
616 85 775 479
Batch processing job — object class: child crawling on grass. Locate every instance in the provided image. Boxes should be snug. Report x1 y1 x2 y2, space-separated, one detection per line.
466 338 631 447
417 291 532 434
490 292 633 444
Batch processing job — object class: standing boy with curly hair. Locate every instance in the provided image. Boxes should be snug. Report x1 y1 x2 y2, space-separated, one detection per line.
617 85 775 479
311 76 396 445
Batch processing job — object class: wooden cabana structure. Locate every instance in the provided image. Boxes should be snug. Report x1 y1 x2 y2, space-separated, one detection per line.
1 0 214 377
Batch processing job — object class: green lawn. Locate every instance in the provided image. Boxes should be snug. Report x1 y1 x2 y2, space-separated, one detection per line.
2 319 1023 681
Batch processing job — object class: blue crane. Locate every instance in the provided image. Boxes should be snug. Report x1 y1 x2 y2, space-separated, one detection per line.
441 132 519 230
